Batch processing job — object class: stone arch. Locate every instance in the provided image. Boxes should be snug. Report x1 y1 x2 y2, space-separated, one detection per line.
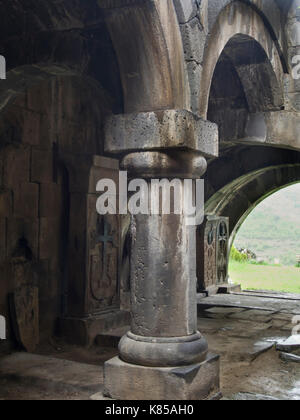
205 164 300 246
207 33 285 143
101 0 190 113
173 0 288 114
199 1 285 118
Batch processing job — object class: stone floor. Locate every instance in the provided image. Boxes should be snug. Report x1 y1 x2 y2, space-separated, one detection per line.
0 291 300 400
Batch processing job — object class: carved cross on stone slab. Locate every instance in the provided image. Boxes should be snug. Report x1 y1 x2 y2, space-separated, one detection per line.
94 217 117 270
89 215 119 304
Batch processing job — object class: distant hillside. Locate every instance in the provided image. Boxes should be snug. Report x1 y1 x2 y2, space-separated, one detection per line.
234 183 300 266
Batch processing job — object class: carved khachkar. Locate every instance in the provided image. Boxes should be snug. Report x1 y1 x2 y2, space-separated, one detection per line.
60 157 131 345
197 215 229 292
89 215 119 308
9 285 39 352
86 157 121 316
216 220 229 284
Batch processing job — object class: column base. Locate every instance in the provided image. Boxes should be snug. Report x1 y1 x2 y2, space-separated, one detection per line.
119 331 208 367
104 353 221 400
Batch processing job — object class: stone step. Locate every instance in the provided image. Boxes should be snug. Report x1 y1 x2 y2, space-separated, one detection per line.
232 290 300 301
197 293 300 314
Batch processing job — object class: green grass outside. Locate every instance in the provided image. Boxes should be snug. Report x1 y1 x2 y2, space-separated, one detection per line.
229 260 300 294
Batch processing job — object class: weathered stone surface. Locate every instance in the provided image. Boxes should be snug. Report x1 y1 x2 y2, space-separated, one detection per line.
203 307 246 319
276 335 300 352
104 354 220 400
228 309 276 323
9 286 39 352
0 217 6 261
105 110 218 157
13 183 39 219
39 217 60 260
218 283 241 294
22 109 41 146
0 0 299 403
31 149 53 183
173 0 199 23
197 215 229 292
180 17 206 64
39 183 61 218
101 0 189 113
0 353 102 395
225 392 279 401
0 190 12 216
186 61 203 114
4 147 30 188
129 214 197 339
6 217 39 260
59 310 130 347
198 294 300 315
119 331 208 368
280 352 300 363
85 156 121 316
122 150 207 179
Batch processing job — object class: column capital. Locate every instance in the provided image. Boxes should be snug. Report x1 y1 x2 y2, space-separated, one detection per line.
121 151 207 179
105 109 219 158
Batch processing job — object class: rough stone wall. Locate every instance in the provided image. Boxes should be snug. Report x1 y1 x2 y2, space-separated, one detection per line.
0 69 111 346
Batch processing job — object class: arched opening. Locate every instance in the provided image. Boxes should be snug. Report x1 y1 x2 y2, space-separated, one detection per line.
199 0 285 118
201 159 300 295
229 182 300 293
207 34 283 145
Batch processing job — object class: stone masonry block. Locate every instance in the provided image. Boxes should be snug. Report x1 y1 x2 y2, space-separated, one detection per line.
0 217 6 261
105 110 218 158
180 17 206 64
39 217 61 260
104 353 220 400
31 149 53 183
4 147 30 188
22 109 41 146
39 183 61 218
0 190 12 217
6 217 39 259
187 61 203 114
13 183 39 219
173 0 198 23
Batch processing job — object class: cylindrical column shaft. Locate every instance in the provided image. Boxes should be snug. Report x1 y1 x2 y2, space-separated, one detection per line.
118 151 208 367
130 213 197 338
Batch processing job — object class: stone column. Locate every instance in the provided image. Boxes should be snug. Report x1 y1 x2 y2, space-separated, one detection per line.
118 151 208 369
103 110 221 400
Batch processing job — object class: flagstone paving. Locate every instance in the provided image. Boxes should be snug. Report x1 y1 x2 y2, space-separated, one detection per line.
0 291 300 400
